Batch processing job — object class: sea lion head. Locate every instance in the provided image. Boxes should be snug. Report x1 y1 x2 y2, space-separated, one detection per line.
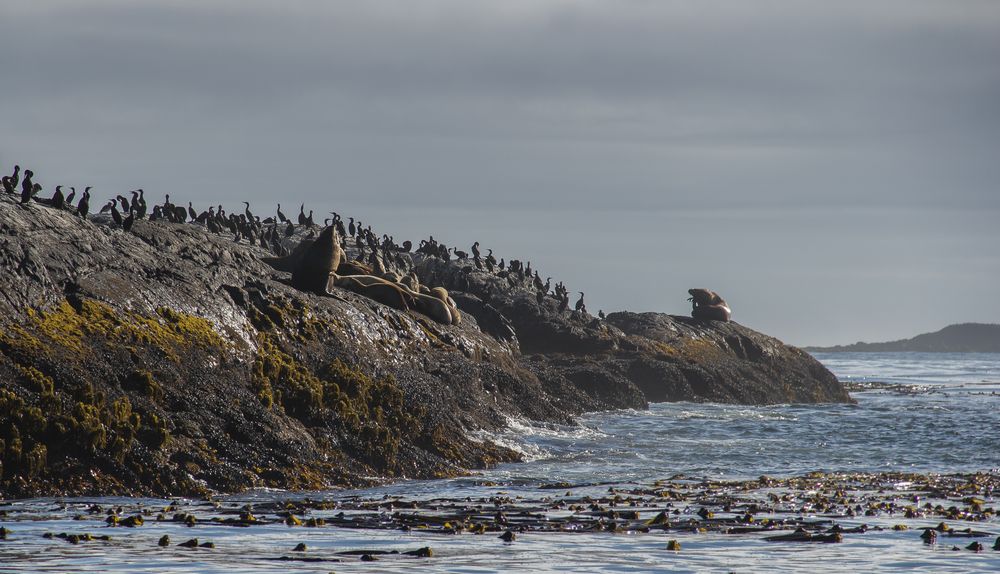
687 288 723 306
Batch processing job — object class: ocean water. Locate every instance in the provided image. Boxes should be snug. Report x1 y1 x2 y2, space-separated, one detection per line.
2 353 999 572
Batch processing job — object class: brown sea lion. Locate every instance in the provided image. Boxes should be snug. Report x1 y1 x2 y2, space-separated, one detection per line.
412 292 453 324
430 286 449 303
692 303 731 321
447 299 462 325
688 288 731 322
261 236 316 272
428 288 462 325
336 260 372 276
334 275 414 310
687 288 724 306
400 273 420 293
291 226 341 294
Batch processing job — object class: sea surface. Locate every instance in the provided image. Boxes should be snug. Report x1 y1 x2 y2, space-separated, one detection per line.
2 352 999 572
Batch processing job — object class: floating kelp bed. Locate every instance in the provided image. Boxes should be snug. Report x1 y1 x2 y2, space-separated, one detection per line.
1 472 998 569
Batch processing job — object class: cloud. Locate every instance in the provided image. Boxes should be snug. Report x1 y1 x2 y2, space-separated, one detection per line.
1 0 998 344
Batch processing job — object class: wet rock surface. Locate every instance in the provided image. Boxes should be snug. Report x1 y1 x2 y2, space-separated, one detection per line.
1 194 848 497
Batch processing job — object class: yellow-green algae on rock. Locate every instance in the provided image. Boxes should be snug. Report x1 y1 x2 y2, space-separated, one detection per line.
0 300 222 493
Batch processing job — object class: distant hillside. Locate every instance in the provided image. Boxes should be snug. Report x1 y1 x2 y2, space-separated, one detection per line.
805 323 1000 353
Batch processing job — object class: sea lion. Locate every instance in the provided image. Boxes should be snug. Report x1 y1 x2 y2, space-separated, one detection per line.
692 303 731 321
687 288 724 306
688 288 731 321
430 286 449 303
291 226 341 295
411 291 453 324
261 237 313 272
400 272 420 293
337 260 373 276
427 287 463 325
334 274 414 310
447 298 462 325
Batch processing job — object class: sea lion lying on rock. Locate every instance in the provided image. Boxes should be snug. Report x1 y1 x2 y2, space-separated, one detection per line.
336 260 372 277
688 288 731 322
269 233 461 324
334 274 415 311
411 290 455 325
334 274 461 325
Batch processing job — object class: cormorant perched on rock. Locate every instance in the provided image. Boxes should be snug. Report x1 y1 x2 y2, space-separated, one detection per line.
110 203 123 226
51 185 65 209
575 292 586 313
243 201 253 220
135 189 147 218
65 187 76 206
276 204 287 223
122 211 135 232
77 188 90 218
305 210 315 227
453 248 468 260
348 217 356 237
284 221 295 237
188 202 197 221
117 194 130 213
8 165 19 190
298 204 307 225
401 240 412 253
471 241 481 259
19 170 35 204
598 310 606 319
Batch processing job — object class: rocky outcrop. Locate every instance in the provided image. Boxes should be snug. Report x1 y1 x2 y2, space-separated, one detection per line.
0 193 849 497
414 258 850 407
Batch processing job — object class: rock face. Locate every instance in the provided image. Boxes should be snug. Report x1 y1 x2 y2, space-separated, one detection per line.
0 194 850 497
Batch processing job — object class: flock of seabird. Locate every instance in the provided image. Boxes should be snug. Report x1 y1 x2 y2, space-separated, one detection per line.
2 164 597 319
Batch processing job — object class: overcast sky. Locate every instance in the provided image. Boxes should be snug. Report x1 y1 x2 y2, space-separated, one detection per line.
2 0 998 346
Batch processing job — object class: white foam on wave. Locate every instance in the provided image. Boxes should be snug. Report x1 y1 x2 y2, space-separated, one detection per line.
470 415 609 462
674 408 798 422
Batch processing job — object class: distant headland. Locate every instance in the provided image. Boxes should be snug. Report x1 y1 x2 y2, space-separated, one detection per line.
805 323 1000 353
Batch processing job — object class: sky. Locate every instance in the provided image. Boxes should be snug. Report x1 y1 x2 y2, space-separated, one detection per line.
1 0 998 346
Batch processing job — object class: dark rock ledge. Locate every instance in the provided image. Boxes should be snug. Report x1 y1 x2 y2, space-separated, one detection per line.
0 194 850 497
